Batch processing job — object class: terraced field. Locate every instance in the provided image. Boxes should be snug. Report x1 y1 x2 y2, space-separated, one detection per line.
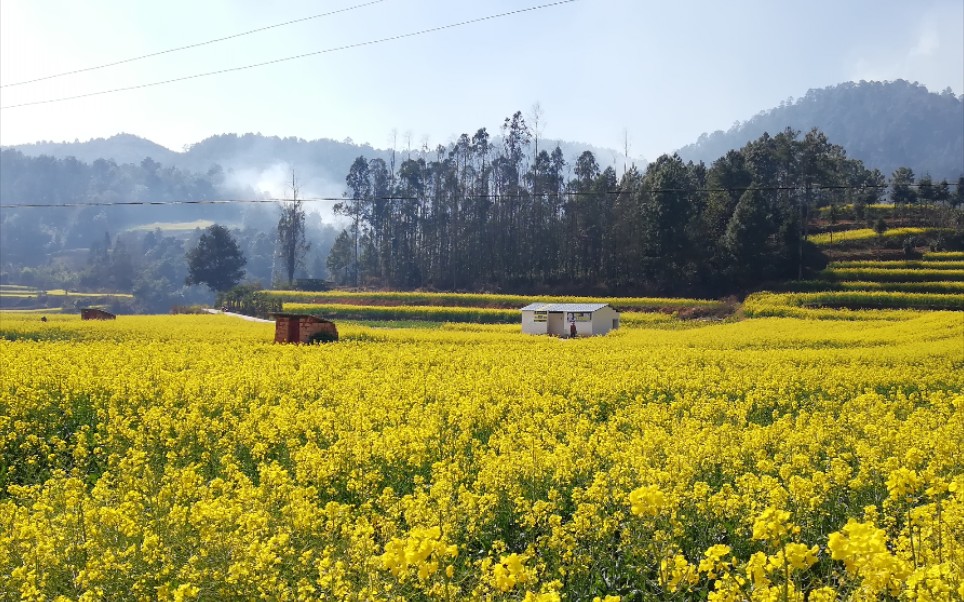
808 227 947 247
761 249 964 313
0 285 133 312
263 248 964 324
265 291 731 325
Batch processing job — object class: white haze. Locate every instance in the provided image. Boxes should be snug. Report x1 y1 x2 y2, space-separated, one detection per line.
223 161 345 226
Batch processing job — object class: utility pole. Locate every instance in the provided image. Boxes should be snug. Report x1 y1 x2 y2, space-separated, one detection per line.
623 128 631 175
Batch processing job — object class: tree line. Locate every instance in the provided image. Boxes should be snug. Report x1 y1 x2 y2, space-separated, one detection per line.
327 114 963 296
3 119 962 306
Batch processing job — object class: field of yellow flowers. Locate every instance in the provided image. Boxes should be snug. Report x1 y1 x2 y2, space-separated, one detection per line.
1 310 962 601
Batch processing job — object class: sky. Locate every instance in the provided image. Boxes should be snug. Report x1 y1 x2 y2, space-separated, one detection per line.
1 0 962 162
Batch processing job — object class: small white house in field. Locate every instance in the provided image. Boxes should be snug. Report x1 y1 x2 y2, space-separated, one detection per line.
520 303 620 337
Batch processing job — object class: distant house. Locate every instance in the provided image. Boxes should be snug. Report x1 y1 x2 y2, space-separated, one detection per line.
80 308 116 320
270 313 338 344
520 303 620 337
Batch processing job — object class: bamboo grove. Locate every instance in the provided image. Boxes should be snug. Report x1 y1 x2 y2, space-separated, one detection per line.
326 114 962 295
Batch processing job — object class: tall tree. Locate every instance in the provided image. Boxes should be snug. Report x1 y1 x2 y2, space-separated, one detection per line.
335 157 371 287
110 238 136 292
326 230 354 285
891 167 917 211
916 173 935 206
724 187 775 285
638 154 697 289
185 225 246 293
933 179 951 206
79 231 113 290
276 171 310 286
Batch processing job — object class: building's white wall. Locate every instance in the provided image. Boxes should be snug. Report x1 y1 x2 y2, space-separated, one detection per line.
547 312 566 336
567 312 591 337
591 307 619 335
521 310 548 334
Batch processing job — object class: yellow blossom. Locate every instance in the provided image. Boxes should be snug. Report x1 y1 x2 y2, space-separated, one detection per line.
628 485 666 517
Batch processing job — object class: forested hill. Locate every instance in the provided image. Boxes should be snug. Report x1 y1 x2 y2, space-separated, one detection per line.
8 134 388 194
7 133 639 198
676 80 963 180
11 133 179 167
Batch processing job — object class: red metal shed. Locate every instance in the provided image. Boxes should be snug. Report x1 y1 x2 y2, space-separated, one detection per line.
270 313 338 344
80 308 116 320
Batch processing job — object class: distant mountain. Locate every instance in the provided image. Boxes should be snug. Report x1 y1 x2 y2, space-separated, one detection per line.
676 80 963 180
6 133 384 196
7 132 640 198
180 134 397 197
11 133 179 167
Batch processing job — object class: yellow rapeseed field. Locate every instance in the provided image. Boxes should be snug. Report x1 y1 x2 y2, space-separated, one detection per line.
1 311 962 601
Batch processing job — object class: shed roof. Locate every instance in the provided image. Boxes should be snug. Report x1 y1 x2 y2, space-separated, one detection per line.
269 313 334 323
520 303 613 312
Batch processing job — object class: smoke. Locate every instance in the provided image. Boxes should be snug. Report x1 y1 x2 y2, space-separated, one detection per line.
223 161 345 226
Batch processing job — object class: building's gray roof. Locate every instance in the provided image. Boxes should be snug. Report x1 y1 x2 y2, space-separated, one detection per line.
520 303 612 312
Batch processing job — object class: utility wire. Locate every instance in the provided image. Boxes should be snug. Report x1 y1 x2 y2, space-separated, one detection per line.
0 0 580 110
0 0 388 89
1 197 406 208
1 183 956 209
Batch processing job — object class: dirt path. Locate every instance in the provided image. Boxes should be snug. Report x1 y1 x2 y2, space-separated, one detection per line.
203 308 274 323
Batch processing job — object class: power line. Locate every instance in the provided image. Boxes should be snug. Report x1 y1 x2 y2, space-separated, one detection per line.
2 183 957 209
0 0 580 110
0 196 390 209
0 0 388 89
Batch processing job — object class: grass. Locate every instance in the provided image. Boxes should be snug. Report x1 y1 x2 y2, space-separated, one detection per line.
47 289 134 298
125 219 217 232
780 280 964 294
266 290 726 312
284 302 520 324
808 227 938 246
798 291 963 311
282 302 683 326
0 285 38 292
829 260 964 270
745 291 963 313
345 319 448 330
817 268 964 283
742 293 927 320
924 251 964 261
0 289 134 299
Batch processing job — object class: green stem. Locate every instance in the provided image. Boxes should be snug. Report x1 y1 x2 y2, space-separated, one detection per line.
782 544 790 602
906 502 918 568
936 498 943 565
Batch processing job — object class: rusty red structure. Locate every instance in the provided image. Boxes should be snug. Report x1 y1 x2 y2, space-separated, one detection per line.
80 308 116 320
270 313 338 344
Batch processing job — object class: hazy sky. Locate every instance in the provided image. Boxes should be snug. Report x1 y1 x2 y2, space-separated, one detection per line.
1 0 962 161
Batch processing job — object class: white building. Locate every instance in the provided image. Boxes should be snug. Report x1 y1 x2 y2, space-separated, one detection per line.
520 303 620 337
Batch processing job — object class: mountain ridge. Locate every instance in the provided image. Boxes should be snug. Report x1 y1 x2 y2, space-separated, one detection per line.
7 132 644 203
675 80 963 179
6 80 962 183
